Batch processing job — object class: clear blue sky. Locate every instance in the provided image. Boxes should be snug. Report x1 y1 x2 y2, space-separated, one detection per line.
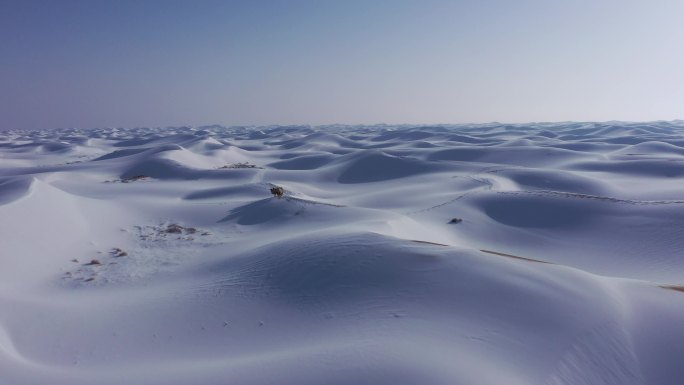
1 0 683 130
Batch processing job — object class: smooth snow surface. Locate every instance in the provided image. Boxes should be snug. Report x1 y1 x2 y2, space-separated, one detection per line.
1 122 684 385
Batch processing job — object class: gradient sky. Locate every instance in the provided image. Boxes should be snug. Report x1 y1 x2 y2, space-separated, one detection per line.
2 0 683 130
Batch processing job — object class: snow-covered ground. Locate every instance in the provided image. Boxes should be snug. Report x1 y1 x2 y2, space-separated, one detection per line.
1 122 684 385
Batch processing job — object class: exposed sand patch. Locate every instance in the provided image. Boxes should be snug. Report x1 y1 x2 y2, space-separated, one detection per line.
480 249 550 264
660 285 684 293
410 240 449 247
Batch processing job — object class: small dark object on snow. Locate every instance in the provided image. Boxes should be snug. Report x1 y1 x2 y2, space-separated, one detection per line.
84 277 95 282
219 162 259 169
270 186 285 198
449 218 463 224
85 259 102 266
165 224 184 234
122 175 149 183
112 248 128 257
185 227 197 234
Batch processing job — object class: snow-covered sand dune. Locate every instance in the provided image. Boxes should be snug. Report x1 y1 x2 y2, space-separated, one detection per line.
1 122 684 384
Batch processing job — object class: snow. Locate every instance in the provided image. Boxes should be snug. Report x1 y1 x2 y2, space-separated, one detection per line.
1 122 684 384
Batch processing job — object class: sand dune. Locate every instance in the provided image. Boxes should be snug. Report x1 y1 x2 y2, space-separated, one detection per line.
1 122 684 384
